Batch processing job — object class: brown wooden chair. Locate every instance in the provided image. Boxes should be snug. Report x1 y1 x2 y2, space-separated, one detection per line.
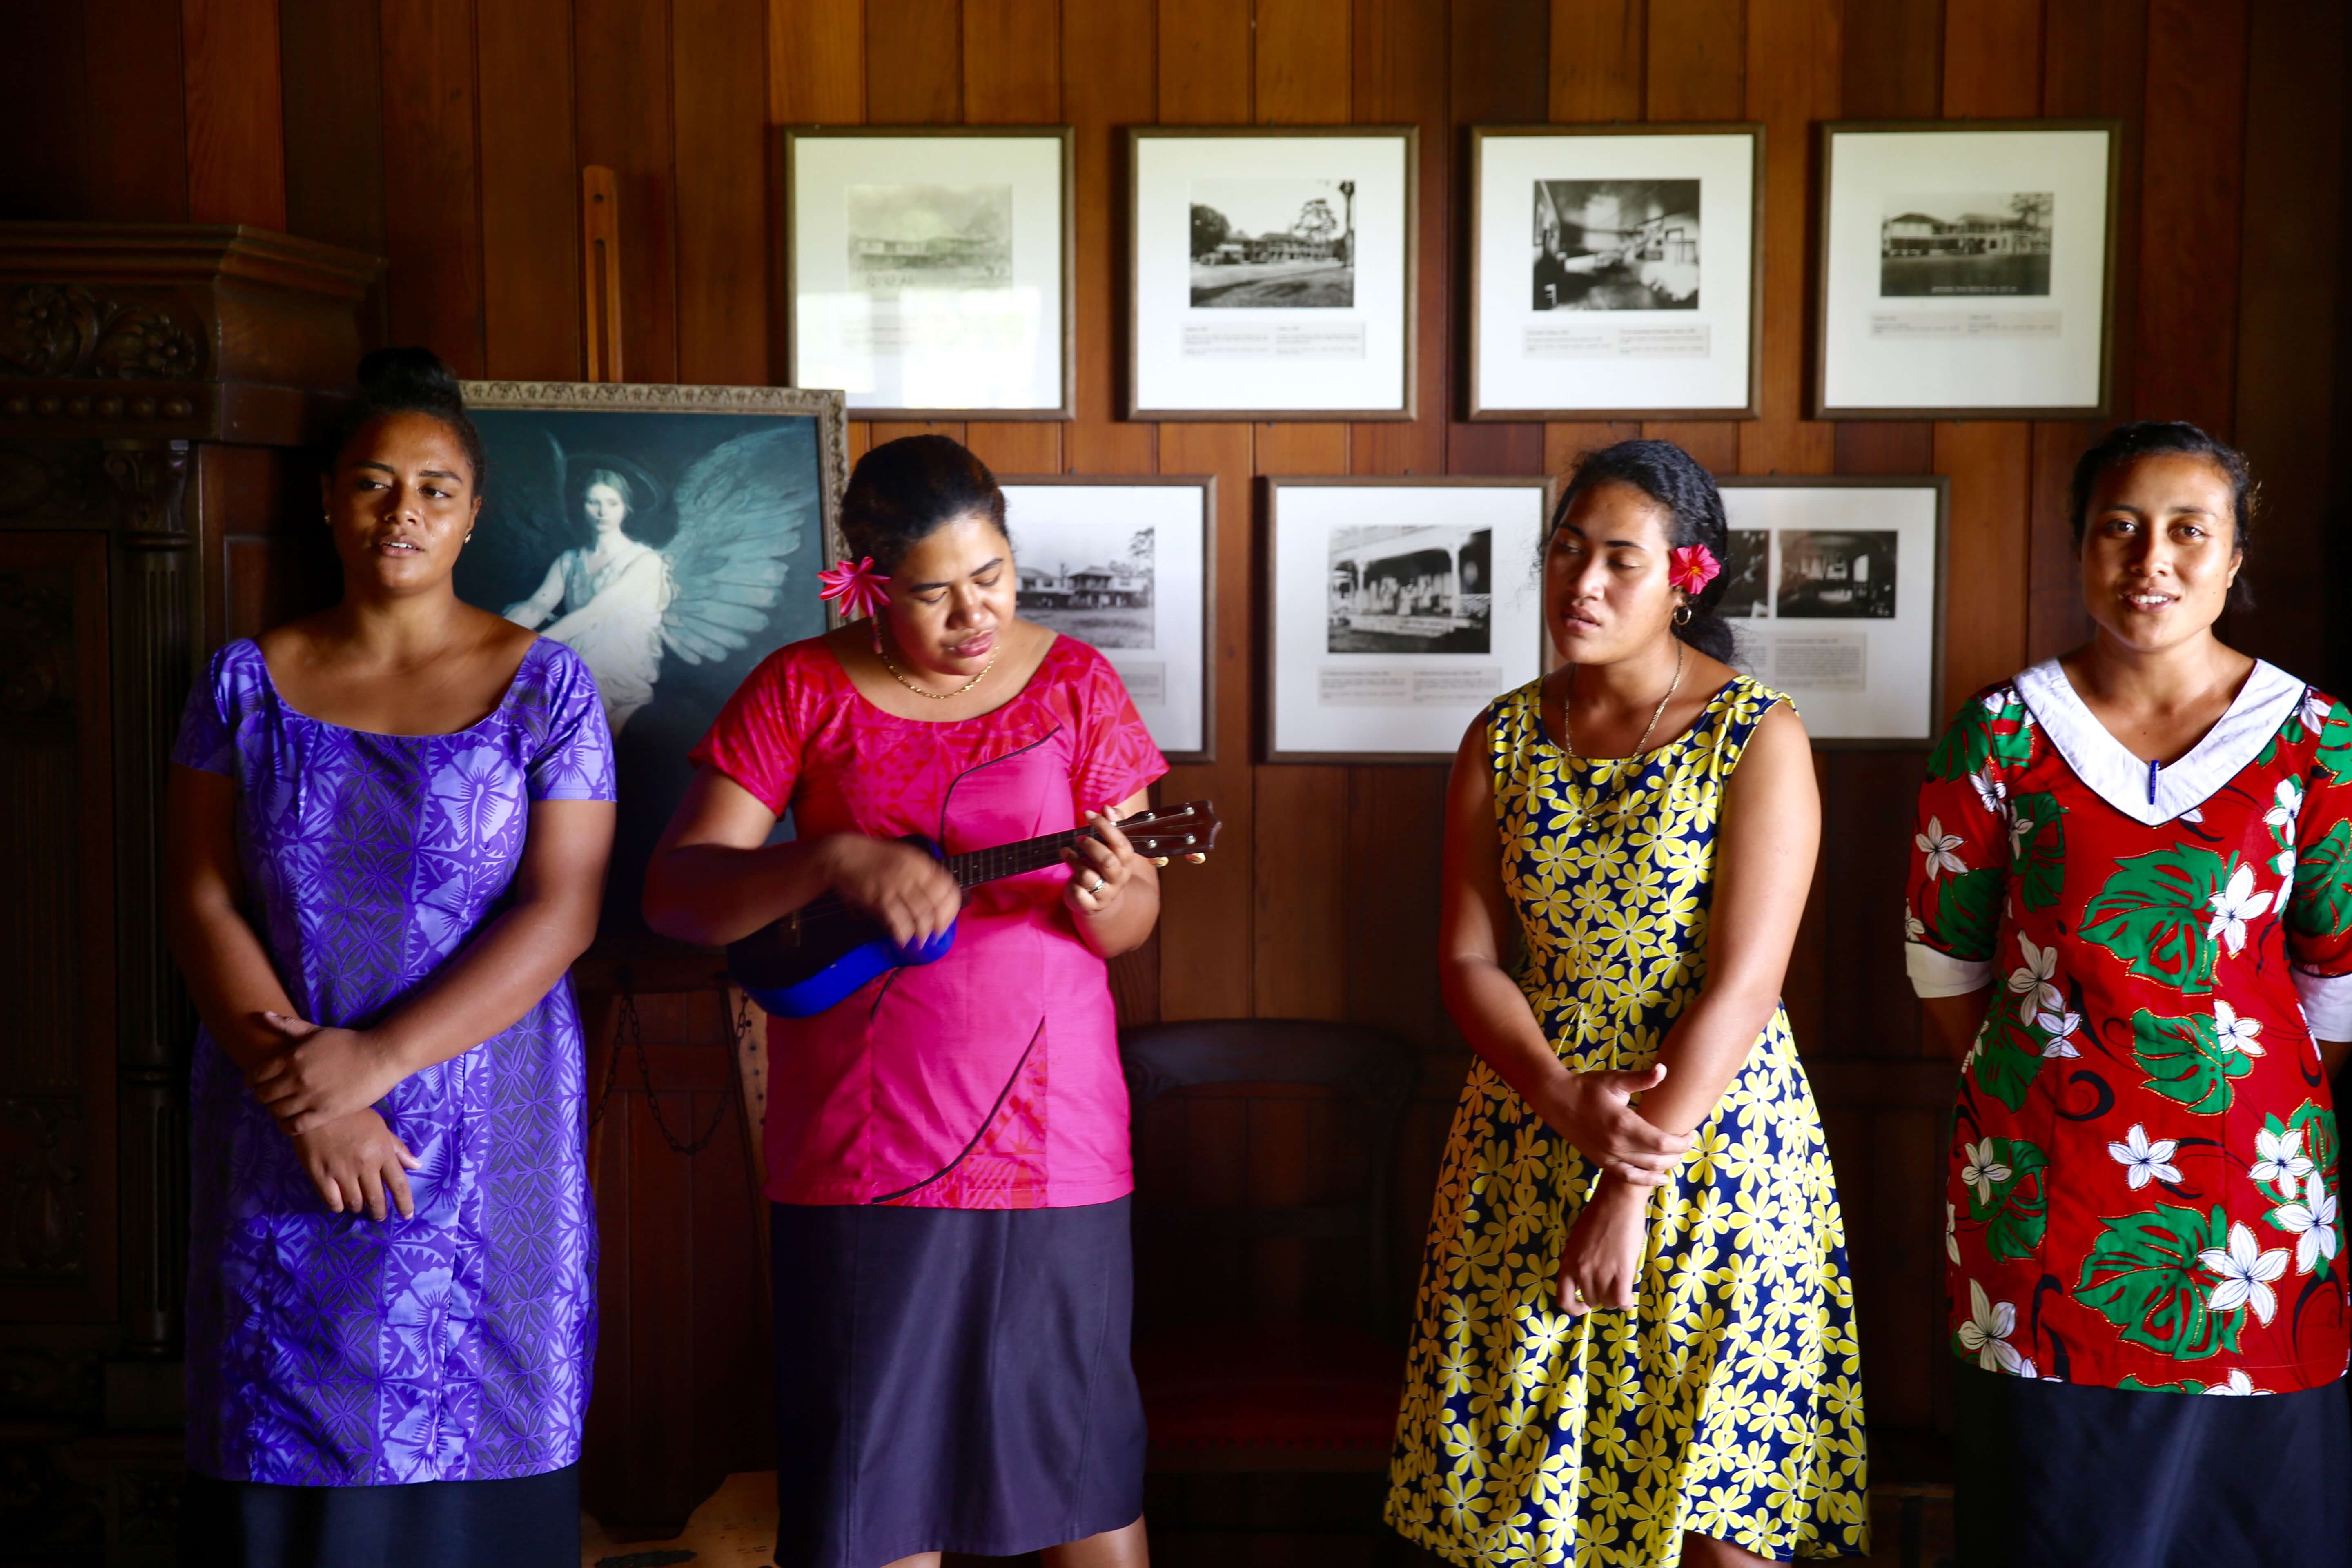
1119 1018 1419 1473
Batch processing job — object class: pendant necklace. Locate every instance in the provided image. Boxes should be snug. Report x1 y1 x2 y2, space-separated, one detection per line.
876 618 998 701
1559 641 1684 824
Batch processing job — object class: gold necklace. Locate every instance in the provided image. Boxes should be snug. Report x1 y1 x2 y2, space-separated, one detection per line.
876 625 998 701
1560 640 1684 766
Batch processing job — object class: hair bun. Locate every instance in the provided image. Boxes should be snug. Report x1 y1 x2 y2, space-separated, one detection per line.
354 346 464 412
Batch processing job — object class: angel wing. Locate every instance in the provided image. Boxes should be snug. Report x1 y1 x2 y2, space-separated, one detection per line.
658 426 813 665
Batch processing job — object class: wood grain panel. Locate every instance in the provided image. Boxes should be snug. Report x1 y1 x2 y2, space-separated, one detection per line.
1740 0 1838 477
1450 0 1547 465
1345 766 1450 1050
964 0 1060 123
1258 0 1352 124
379 0 486 373
1448 423 1546 476
279 0 388 259
0 4 87 218
1934 419 2031 717
2027 421 2096 661
181 0 286 227
1256 423 1350 477
866 0 962 122
1816 748 1931 1057
1838 0 1939 118
865 420 970 450
673 0 769 386
1544 422 1642 477
768 0 863 120
2043 0 2146 422
1350 0 1448 474
81 0 188 220
1158 0 1251 122
963 422 1065 474
1833 422 1933 475
2228 0 2344 678
2135 0 2248 436
575 0 679 384
1940 0 2041 116
1156 423 1256 1021
1065 0 1158 471
477 0 579 381
1253 765 1351 1020
1551 0 1645 121
1646 0 1746 120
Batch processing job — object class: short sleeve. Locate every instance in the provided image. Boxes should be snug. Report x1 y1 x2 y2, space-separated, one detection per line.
170 643 240 775
689 646 804 815
1903 687 2025 996
524 643 618 802
1067 647 1168 813
2285 690 2352 1037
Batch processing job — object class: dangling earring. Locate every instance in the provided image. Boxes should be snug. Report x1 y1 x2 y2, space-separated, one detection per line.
465 532 474 543
1674 603 1693 626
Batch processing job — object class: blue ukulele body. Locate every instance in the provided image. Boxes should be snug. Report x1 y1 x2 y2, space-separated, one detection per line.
723 804 1221 1019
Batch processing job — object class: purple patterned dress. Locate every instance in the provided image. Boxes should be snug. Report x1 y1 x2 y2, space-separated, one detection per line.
172 637 614 1488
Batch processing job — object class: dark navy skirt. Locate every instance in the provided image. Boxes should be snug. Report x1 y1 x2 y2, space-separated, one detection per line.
180 1462 578 1568
770 1197 1146 1568
1954 1365 2352 1567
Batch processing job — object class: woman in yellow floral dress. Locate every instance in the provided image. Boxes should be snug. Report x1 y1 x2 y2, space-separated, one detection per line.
1387 440 1868 1566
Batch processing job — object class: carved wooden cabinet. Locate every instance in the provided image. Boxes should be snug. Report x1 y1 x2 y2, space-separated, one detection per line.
0 225 377 1564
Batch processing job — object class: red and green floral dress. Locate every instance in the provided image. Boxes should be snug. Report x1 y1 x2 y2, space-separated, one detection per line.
1905 658 2352 1394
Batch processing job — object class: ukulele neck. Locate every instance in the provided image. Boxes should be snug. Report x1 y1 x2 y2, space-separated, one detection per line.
943 826 1101 890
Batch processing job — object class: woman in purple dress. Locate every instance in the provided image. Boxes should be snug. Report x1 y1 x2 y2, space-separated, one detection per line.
163 349 617 1568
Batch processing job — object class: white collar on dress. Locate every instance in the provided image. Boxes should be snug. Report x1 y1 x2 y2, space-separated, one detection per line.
2012 656 2305 826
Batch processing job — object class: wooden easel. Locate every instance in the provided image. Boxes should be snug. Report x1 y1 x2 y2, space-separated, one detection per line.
582 165 624 381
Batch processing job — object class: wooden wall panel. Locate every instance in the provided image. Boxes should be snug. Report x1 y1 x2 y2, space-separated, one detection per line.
964 0 1058 122
477 0 581 381
0 6 89 220
1646 0 1745 122
377 0 487 373
83 0 189 220
1062 0 1156 472
1349 0 1449 474
1740 0 1838 477
673 0 772 385
1838 0 1939 119
2134 0 2248 436
1551 0 1645 122
1259 0 1353 124
866 0 962 120
281 0 390 261
182 0 287 227
575 0 681 383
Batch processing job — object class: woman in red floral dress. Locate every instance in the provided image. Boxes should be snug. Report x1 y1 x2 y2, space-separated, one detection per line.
1906 422 2352 1566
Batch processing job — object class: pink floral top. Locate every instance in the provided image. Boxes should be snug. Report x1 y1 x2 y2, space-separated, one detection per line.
692 635 1166 1209
1906 659 2352 1394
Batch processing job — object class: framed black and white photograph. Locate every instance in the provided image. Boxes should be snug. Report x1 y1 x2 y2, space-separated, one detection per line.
784 127 1073 420
1129 127 1417 420
1265 477 1551 762
456 380 847 924
1000 476 1214 763
1815 120 2118 418
1716 478 1947 744
1470 126 1762 419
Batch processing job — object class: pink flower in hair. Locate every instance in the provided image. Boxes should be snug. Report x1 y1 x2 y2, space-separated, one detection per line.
817 556 891 619
1668 544 1721 596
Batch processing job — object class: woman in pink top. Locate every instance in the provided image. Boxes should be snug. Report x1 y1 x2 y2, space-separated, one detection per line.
644 435 1166 1568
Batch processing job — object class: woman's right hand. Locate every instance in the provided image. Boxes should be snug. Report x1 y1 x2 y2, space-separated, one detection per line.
1532 1062 1694 1186
288 1109 420 1221
818 835 962 947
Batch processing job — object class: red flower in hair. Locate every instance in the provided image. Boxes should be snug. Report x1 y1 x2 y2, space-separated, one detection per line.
1668 544 1721 596
817 556 891 619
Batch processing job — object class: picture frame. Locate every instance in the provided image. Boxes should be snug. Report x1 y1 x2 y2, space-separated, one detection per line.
1128 127 1419 421
783 127 1075 420
1714 476 1949 746
1469 124 1764 420
1264 476 1554 763
456 379 848 927
999 474 1216 764
1813 120 2120 419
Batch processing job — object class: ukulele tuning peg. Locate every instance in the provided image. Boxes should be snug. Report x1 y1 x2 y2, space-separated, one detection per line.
1185 852 1207 864
1152 856 1170 868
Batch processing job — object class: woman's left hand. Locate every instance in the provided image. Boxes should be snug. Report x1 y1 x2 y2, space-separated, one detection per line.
1062 808 1145 922
247 1012 411 1136
1556 1175 1650 1316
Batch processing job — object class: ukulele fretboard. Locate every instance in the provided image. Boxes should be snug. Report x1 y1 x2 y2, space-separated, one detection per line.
944 827 1099 890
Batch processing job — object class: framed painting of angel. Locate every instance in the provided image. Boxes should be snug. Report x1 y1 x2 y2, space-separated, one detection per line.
457 380 848 927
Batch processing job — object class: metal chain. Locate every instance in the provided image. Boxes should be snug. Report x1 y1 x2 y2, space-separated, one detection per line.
587 969 743 1157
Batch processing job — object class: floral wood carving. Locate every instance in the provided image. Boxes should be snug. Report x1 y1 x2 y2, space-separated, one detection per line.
0 285 205 382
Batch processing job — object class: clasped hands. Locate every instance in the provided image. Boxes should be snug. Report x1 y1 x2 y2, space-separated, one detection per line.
247 1011 420 1223
1535 1062 1692 1318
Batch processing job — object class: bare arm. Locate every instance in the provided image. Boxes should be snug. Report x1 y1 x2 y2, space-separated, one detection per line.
164 764 304 1075
502 557 567 628
1630 702 1821 1136
641 766 960 949
1923 990 1993 1064
1061 791 1162 959
248 797 616 1134
1436 717 1693 1186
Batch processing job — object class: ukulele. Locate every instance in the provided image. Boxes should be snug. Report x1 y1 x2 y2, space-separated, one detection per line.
725 800 1223 1018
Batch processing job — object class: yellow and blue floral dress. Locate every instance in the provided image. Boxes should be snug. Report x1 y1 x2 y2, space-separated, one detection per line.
1387 675 1869 1566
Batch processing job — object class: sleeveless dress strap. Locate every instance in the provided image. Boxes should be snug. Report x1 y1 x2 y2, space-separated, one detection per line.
1695 675 1795 780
